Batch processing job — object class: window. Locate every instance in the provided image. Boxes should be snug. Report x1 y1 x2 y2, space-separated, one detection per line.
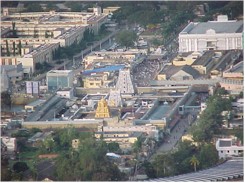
221 151 223 153
234 150 236 153
227 150 229 153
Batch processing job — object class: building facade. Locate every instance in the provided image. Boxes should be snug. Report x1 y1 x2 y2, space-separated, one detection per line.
215 138 243 159
179 15 243 53
46 70 74 92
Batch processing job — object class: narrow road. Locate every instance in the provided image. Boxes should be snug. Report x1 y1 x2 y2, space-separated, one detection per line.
149 116 191 161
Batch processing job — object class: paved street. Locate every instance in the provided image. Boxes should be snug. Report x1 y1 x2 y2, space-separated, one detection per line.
149 115 191 161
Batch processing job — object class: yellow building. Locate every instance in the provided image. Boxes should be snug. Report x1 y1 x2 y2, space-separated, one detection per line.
94 131 142 150
103 7 120 14
83 73 113 88
172 51 202 66
95 98 111 118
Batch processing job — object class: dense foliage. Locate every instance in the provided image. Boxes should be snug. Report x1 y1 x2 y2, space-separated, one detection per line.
145 140 219 178
191 88 232 143
1 91 11 109
115 30 137 48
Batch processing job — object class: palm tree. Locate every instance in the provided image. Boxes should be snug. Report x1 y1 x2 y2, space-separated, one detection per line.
190 155 200 172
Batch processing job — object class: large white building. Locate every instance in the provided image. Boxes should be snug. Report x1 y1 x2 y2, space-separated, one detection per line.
179 15 243 53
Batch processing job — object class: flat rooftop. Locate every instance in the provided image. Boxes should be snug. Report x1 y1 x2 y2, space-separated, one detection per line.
182 20 243 34
47 70 73 74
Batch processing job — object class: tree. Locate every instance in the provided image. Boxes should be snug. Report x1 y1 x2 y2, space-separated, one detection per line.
235 129 243 145
13 41 16 56
152 153 174 177
115 30 137 48
6 40 10 56
43 137 55 152
190 155 200 172
142 161 156 178
13 162 29 173
99 23 107 35
107 142 120 153
198 144 218 169
54 137 124 181
1 91 11 109
1 157 12 181
18 41 22 55
12 22 18 38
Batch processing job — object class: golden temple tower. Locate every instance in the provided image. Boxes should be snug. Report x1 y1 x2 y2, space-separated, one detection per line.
95 98 111 118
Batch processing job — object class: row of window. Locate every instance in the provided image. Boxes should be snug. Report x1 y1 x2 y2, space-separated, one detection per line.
220 150 243 153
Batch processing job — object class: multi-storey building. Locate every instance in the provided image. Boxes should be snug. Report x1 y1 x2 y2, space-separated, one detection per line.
179 15 243 52
1 7 108 75
46 70 74 92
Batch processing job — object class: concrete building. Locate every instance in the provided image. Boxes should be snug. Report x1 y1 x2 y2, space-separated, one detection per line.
1 136 17 153
56 88 74 99
179 15 243 52
219 79 243 94
115 68 135 94
1 8 108 74
46 70 74 92
191 50 218 74
157 65 200 81
94 131 142 150
1 63 24 92
223 61 243 79
215 138 243 159
172 51 203 66
83 72 114 89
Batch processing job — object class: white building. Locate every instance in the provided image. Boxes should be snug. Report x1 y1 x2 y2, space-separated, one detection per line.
215 138 243 159
1 137 17 153
56 88 74 99
179 15 243 53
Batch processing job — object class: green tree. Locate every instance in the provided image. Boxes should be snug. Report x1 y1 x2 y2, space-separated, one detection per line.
115 30 137 48
13 162 29 173
12 22 18 38
142 161 156 178
1 91 11 109
6 40 10 56
152 153 174 177
99 23 107 35
18 41 22 55
43 136 55 152
55 137 124 181
107 142 120 153
1 157 12 181
190 155 200 172
235 129 243 145
13 41 16 56
198 144 218 169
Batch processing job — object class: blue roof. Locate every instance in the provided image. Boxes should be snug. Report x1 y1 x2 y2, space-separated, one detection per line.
82 65 125 75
